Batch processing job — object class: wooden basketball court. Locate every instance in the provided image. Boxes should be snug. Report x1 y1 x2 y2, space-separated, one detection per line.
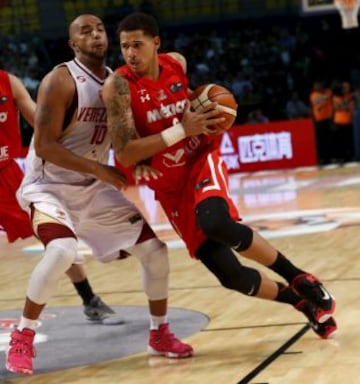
1 164 359 384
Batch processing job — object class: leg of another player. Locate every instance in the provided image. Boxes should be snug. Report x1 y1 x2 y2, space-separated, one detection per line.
66 264 115 322
6 232 78 375
128 234 193 358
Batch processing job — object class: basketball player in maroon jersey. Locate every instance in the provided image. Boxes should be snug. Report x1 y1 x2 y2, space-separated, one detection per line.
0 69 117 322
102 12 337 345
6 14 193 376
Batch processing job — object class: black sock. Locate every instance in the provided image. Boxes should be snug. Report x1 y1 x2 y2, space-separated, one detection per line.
269 252 305 283
73 279 95 305
275 282 302 306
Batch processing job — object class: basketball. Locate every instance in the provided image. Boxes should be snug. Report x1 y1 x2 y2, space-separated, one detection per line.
189 83 238 133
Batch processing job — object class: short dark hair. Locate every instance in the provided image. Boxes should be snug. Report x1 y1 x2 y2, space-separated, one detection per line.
117 12 159 37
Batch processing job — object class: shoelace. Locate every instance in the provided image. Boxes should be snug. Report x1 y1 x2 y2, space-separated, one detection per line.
10 341 36 357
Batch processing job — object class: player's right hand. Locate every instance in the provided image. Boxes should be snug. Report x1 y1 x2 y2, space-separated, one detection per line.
94 163 128 190
133 164 162 185
181 100 225 136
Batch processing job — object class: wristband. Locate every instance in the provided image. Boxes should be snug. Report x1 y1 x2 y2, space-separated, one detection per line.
160 124 186 147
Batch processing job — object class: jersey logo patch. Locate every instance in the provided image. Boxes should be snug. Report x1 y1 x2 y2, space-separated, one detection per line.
195 178 210 190
170 82 183 93
128 213 142 224
163 150 184 163
138 89 151 103
76 75 86 83
157 89 167 101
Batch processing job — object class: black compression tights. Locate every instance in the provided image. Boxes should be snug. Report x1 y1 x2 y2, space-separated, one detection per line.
196 197 253 252
195 239 261 296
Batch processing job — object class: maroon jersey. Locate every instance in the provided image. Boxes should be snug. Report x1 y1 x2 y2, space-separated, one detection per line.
0 70 22 169
117 54 220 195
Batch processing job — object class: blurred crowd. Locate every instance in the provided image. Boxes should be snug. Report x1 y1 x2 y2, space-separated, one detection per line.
1 11 360 161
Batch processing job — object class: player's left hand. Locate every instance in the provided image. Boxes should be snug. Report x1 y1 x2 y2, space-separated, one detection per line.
133 165 162 184
94 163 128 190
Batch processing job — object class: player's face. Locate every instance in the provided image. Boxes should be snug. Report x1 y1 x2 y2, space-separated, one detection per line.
119 30 160 76
69 15 108 59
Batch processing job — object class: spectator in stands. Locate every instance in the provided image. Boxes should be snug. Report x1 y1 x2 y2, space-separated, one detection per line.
309 81 334 165
247 109 269 124
332 81 355 164
286 91 310 120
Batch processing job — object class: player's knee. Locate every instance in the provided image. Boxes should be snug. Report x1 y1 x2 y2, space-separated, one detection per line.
41 238 78 276
130 238 169 278
27 237 78 304
127 238 169 300
221 266 261 296
231 223 253 252
196 197 253 251
145 242 170 280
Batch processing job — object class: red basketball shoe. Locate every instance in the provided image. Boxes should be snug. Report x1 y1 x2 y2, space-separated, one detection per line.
148 323 193 358
311 317 338 340
6 328 36 375
296 299 338 339
291 273 335 322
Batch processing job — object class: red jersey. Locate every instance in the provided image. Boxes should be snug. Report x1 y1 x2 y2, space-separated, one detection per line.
0 160 33 242
117 55 238 257
117 54 219 196
0 69 22 169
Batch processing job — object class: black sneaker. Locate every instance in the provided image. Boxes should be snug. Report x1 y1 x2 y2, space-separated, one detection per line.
292 273 335 322
84 295 116 321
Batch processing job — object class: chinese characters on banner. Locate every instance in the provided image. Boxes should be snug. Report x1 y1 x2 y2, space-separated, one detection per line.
221 118 317 173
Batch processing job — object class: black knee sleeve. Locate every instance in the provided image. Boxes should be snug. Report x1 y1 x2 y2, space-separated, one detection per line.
196 197 253 252
196 240 261 296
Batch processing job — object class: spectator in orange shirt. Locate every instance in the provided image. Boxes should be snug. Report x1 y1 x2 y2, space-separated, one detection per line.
332 81 355 163
309 81 334 165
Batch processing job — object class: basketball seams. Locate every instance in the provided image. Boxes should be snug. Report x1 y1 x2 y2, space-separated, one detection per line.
216 105 237 116
191 96 212 110
189 83 237 132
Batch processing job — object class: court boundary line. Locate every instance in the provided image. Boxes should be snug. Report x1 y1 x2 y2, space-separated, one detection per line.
236 325 310 384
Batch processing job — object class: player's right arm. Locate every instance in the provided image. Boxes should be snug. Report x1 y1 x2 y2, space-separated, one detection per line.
102 72 224 167
34 67 126 190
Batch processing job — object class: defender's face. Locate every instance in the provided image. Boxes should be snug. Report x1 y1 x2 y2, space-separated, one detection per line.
119 30 159 76
70 15 108 58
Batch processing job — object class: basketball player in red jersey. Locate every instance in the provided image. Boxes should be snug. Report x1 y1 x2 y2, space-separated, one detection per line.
102 12 337 346
0 69 117 322
6 14 193 376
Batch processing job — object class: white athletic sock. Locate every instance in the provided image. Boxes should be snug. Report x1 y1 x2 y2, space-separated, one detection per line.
150 315 167 330
17 316 37 331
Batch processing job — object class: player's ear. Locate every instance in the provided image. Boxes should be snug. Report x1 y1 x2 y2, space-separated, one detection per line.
68 39 76 51
154 36 160 50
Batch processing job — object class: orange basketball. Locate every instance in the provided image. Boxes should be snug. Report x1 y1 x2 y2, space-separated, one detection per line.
189 83 238 133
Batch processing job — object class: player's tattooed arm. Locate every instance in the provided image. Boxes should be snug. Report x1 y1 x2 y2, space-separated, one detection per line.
103 73 136 154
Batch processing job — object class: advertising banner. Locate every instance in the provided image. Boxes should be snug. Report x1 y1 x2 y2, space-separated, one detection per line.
220 118 317 173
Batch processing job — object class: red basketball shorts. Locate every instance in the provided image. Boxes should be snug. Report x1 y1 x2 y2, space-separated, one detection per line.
158 151 239 258
0 161 33 242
